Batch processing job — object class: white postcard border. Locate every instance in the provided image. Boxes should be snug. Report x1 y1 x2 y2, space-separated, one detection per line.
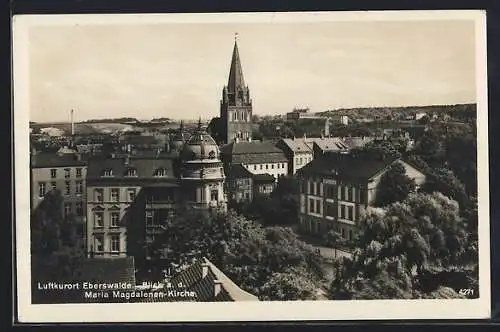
13 10 490 322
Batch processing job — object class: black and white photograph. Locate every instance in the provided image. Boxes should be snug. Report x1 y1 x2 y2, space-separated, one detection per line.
13 10 490 322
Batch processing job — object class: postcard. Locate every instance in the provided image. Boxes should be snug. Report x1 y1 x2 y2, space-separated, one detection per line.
13 10 490 322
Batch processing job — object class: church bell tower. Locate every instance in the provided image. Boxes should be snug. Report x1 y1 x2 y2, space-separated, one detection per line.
220 34 253 144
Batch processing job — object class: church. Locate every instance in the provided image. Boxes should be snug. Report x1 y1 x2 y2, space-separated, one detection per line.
218 35 254 144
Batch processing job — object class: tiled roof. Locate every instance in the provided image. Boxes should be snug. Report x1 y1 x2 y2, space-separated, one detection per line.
277 138 313 153
135 258 259 303
32 152 87 168
253 173 276 183
86 156 177 180
305 137 350 151
297 153 400 181
227 164 254 179
221 141 288 164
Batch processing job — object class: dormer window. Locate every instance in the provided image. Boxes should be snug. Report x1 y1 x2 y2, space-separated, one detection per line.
102 169 113 177
154 168 166 177
125 168 137 177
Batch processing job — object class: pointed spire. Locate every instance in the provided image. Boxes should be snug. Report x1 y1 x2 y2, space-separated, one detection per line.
179 120 184 132
227 34 245 94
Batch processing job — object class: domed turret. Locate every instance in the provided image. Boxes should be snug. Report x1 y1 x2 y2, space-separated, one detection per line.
180 120 220 161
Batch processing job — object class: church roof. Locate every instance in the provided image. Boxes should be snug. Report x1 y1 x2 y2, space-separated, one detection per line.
227 40 246 94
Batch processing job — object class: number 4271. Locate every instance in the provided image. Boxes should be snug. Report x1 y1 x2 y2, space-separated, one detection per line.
459 289 474 296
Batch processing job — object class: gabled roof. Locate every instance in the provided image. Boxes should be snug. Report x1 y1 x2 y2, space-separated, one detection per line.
305 137 350 152
137 257 259 303
86 156 177 180
277 138 313 153
297 153 400 182
168 257 258 302
221 141 288 164
253 173 276 183
227 164 254 179
32 152 87 168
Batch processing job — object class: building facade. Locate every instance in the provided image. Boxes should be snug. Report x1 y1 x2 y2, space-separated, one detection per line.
220 141 288 181
276 138 314 175
85 123 227 260
220 37 253 144
31 151 88 222
296 153 426 241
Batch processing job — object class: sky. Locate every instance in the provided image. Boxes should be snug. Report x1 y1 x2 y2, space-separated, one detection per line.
28 17 477 123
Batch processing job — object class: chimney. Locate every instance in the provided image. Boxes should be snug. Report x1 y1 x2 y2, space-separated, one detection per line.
201 262 210 279
70 109 75 136
213 279 223 297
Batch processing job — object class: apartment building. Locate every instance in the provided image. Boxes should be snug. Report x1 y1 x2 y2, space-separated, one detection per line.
30 150 87 222
296 153 426 240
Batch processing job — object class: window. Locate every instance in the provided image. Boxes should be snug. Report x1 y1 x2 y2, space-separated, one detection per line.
299 157 303 165
103 169 113 177
349 230 353 240
76 168 82 178
309 198 314 213
76 202 83 216
75 181 83 195
128 188 136 202
111 189 119 202
315 200 321 214
325 185 336 199
244 192 250 200
309 181 314 195
260 165 263 170
347 206 354 221
95 189 103 202
110 235 120 253
94 235 104 252
271 164 274 169
64 168 71 178
211 189 219 201
347 186 353 202
326 202 336 217
64 181 71 195
51 182 57 191
266 164 268 170
254 165 257 171
126 168 137 177
64 203 71 217
50 169 57 179
38 182 46 197
282 163 285 168
146 211 154 226
300 181 306 193
340 204 345 219
155 168 166 177
341 228 346 239
94 212 104 227
110 212 120 227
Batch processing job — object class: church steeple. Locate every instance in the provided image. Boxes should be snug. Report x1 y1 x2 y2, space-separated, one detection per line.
219 34 253 145
227 35 246 95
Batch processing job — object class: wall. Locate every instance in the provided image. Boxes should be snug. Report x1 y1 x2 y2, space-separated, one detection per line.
32 166 87 222
243 162 288 181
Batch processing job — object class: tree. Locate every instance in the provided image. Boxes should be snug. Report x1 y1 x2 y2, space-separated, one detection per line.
329 191 476 300
150 208 324 300
323 229 342 259
375 163 416 207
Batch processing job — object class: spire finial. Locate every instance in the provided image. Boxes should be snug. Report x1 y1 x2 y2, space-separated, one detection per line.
179 120 184 131
235 32 238 42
